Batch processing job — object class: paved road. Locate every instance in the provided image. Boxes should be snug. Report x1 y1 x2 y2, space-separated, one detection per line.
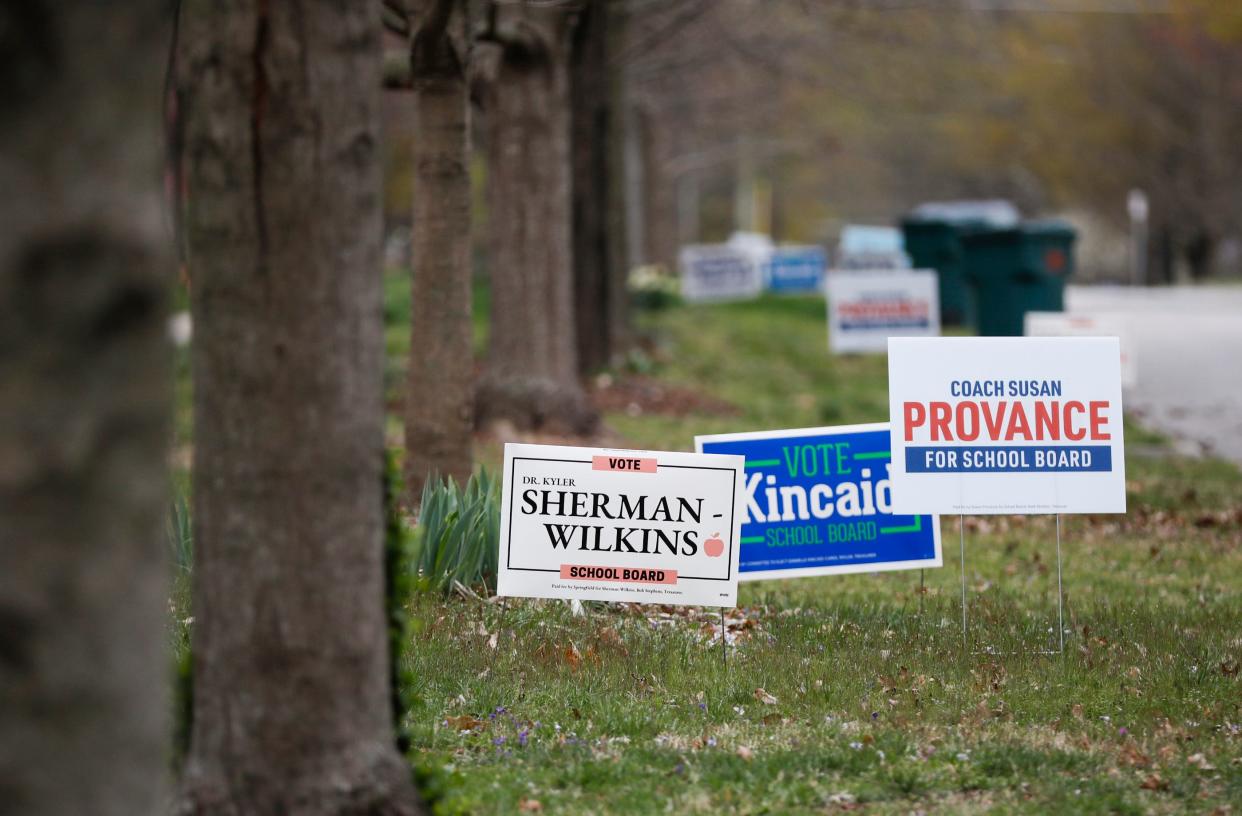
1066 285 1242 465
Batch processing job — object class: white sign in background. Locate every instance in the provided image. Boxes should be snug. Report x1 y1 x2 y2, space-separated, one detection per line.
826 269 940 354
678 245 764 303
1024 311 1137 389
497 443 745 607
887 337 1126 515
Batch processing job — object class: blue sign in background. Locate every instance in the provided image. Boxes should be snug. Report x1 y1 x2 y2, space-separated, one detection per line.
765 247 827 293
698 426 939 578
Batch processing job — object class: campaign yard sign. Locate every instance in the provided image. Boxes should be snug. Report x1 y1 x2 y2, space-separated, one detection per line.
1025 311 1137 389
678 244 764 303
765 245 827 293
695 424 941 580
826 269 940 354
497 443 745 607
887 337 1126 515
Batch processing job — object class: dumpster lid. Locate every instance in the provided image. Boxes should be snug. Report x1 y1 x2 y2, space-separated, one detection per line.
1015 219 1076 239
903 199 1020 228
960 219 1077 244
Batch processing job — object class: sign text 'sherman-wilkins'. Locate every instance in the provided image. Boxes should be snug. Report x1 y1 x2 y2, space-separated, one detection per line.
497 443 745 606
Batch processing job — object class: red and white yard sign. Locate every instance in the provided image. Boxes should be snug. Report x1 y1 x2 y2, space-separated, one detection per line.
497 443 745 607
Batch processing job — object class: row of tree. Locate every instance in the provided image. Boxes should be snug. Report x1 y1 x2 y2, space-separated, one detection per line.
388 0 633 501
4 0 666 811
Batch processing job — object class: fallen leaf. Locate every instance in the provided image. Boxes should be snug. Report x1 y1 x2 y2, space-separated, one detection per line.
1071 703 1084 719
1140 772 1168 791
487 632 498 650
445 715 485 732
1187 752 1216 771
754 688 778 705
736 745 754 760
564 644 581 669
518 799 542 812
597 627 625 649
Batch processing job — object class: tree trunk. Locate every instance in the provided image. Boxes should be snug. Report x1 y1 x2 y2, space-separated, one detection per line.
0 3 171 814
476 7 597 434
177 2 421 813
404 6 474 501
571 0 629 376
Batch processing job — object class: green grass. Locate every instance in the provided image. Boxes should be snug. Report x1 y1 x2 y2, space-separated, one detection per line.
395 293 1242 814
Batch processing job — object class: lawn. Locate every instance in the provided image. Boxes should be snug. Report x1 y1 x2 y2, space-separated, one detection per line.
395 291 1242 814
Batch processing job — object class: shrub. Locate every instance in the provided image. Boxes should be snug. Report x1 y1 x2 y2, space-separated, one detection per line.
413 470 500 595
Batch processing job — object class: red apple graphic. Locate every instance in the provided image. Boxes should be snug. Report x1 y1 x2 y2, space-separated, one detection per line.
703 532 724 558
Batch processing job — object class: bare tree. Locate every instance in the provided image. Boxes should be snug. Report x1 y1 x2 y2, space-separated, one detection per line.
474 0 597 433
175 2 421 812
0 3 171 814
386 0 476 500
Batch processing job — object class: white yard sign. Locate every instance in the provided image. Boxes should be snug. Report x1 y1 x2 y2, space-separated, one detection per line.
679 245 764 303
826 269 940 354
1024 311 1137 389
887 337 1126 515
497 443 745 607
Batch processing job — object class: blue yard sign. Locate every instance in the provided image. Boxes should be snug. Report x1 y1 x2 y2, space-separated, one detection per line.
695 423 941 580
765 245 827 293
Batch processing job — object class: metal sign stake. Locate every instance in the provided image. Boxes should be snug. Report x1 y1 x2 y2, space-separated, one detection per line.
1055 513 1064 655
720 607 728 669
959 514 967 650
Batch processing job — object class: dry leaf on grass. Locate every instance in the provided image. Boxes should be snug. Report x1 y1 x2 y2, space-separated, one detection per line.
518 799 543 812
1187 752 1217 771
1119 744 1151 767
754 688 778 705
1140 772 1169 791
736 745 754 760
444 715 485 732
564 643 581 669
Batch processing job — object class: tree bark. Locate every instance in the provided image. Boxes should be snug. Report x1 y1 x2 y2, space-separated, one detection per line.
403 0 474 501
476 5 597 434
0 3 171 814
571 0 629 376
176 2 421 813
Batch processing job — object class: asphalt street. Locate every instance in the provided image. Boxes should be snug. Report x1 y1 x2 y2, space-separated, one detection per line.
1066 285 1242 465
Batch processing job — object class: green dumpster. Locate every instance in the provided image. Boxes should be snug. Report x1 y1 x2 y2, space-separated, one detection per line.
961 221 1076 337
900 216 990 326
